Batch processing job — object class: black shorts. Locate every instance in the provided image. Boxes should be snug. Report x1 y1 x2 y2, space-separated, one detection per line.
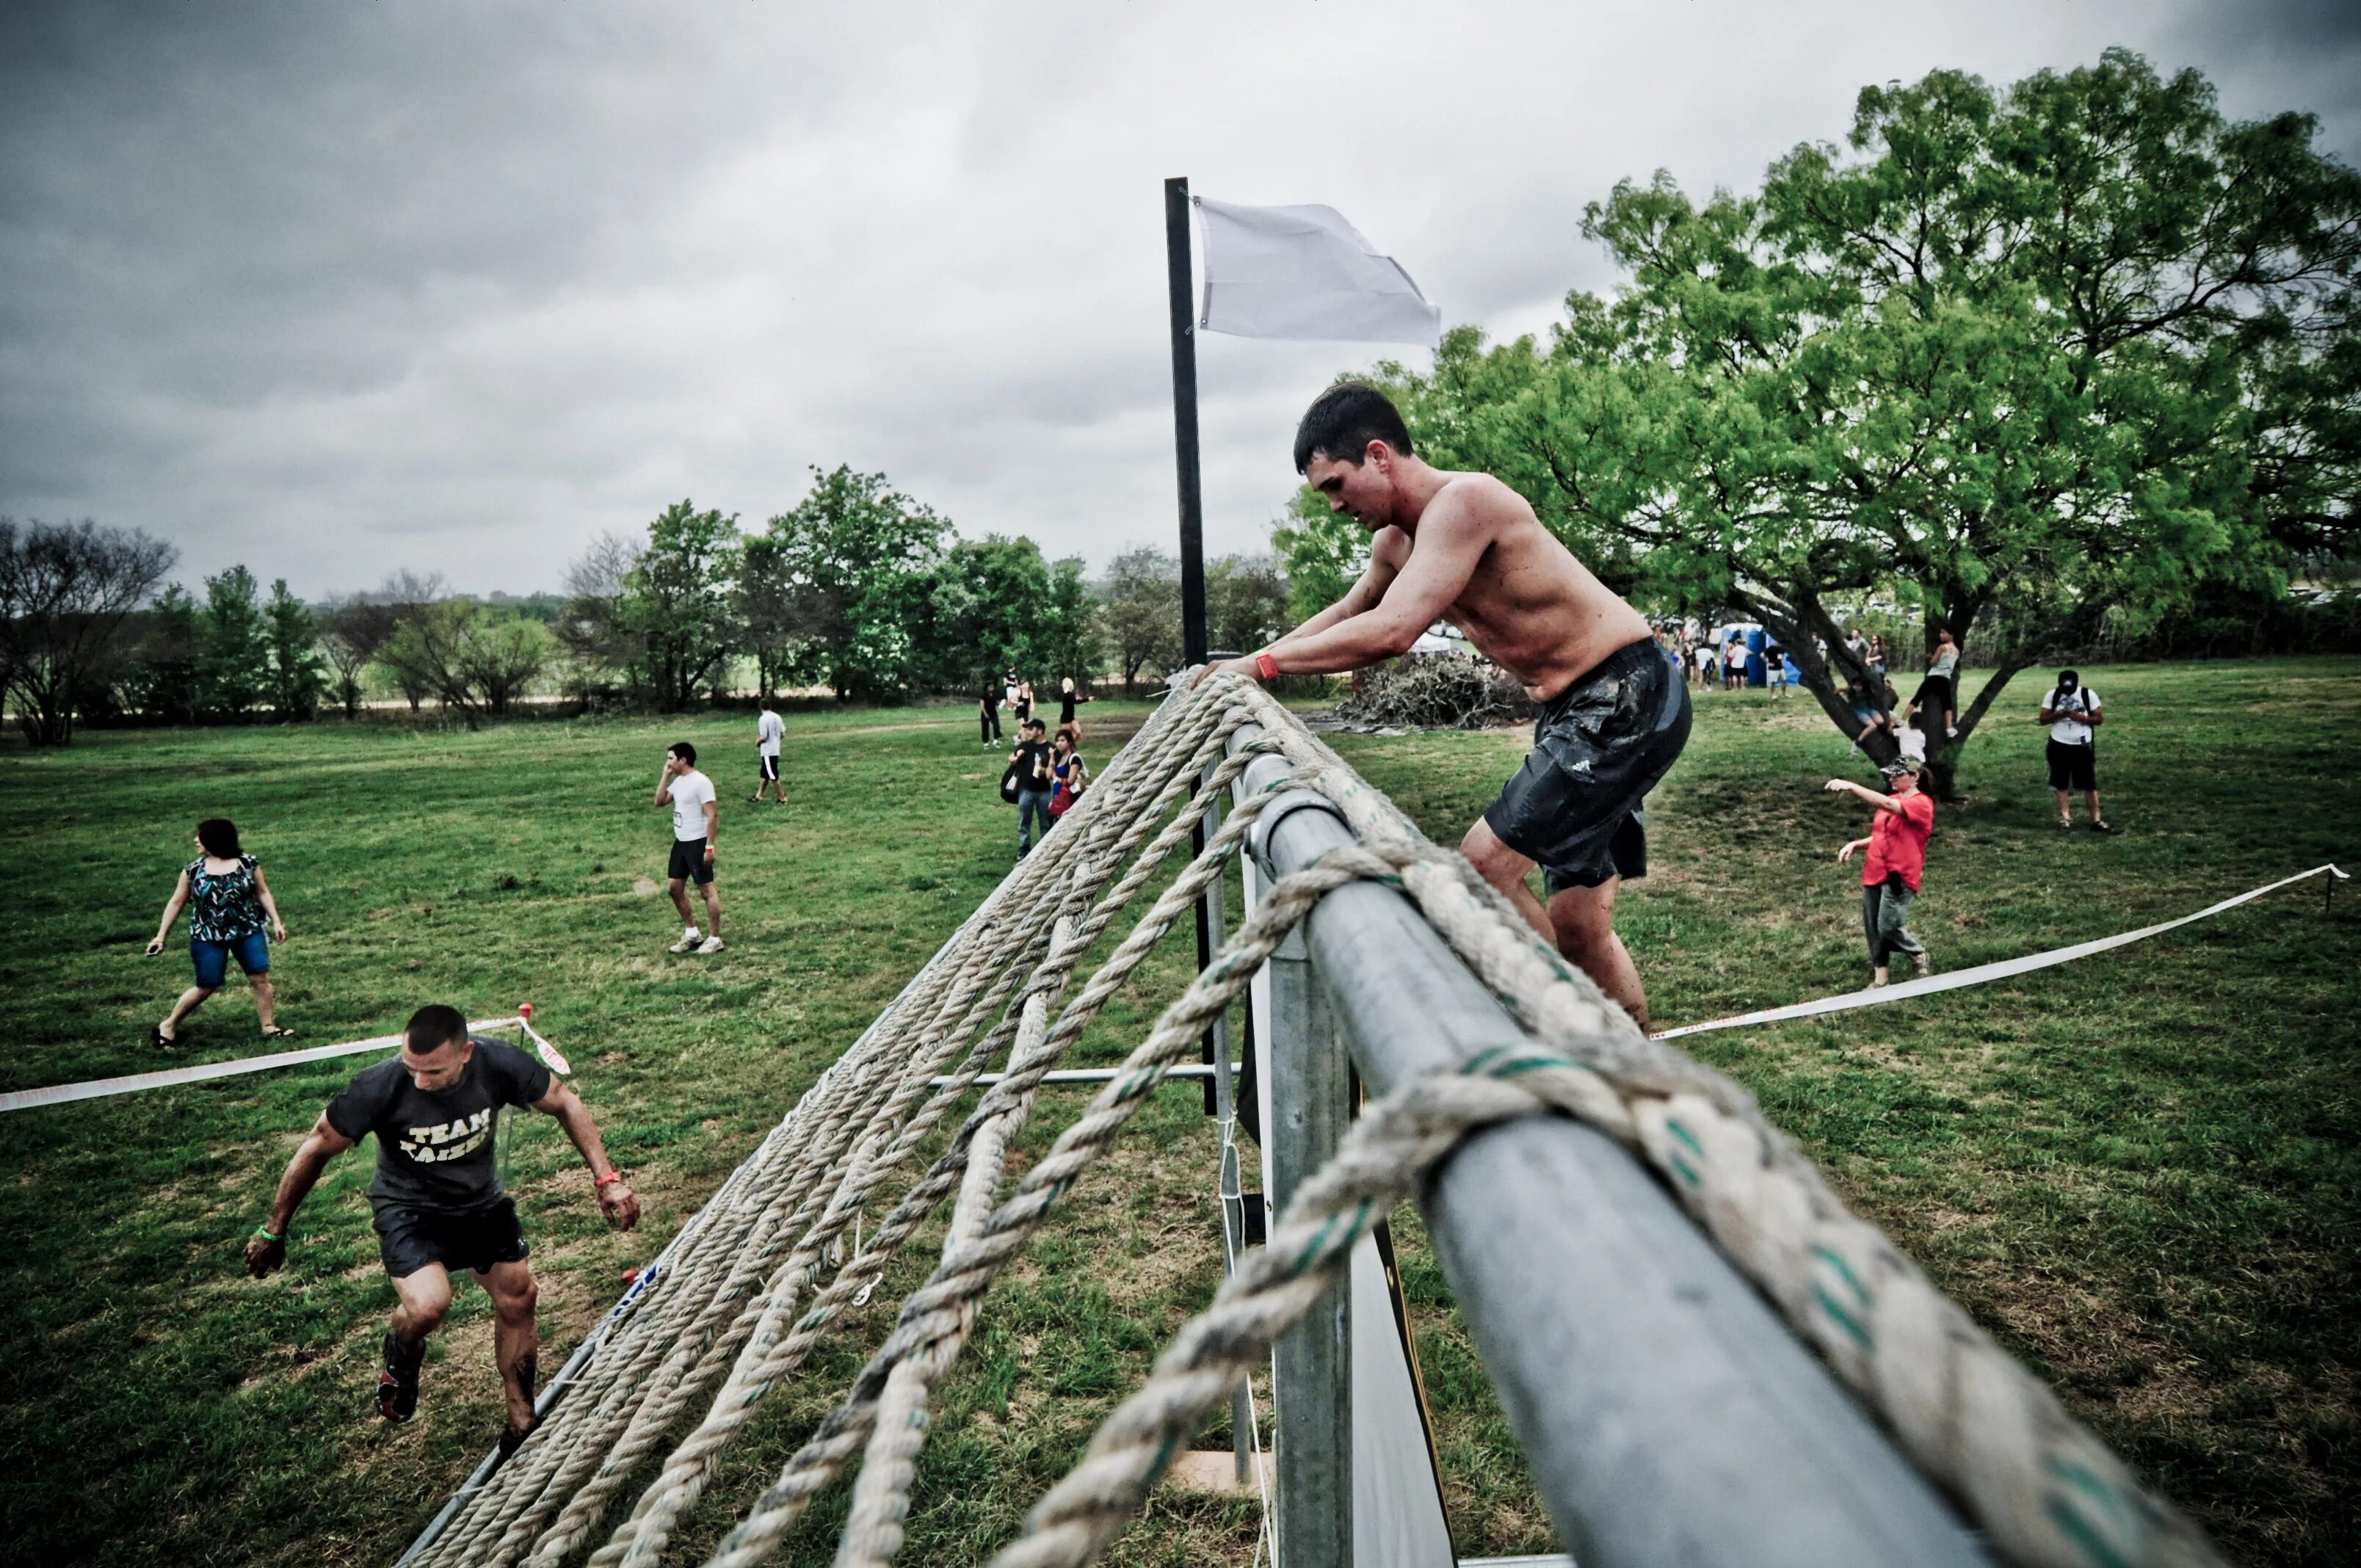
758 751 779 781
1484 639 1692 896
374 1197 530 1280
669 836 715 885
2047 738 2097 791
1915 673 1954 714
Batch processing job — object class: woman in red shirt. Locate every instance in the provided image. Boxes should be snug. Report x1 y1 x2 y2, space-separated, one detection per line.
1828 758 1934 987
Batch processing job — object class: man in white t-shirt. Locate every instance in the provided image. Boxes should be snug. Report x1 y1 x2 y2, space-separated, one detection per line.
2037 669 2115 833
654 741 725 953
750 698 788 806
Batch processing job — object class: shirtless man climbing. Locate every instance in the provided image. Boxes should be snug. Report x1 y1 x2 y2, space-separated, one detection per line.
1197 382 1690 1027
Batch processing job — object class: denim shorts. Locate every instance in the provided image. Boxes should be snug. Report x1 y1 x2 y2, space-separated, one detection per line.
191 931 270 988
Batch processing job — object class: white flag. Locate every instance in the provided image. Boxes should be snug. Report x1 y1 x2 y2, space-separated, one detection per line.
1194 197 1442 347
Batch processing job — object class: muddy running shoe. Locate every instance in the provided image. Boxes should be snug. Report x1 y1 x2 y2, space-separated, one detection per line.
667 927 703 954
379 1330 424 1423
696 935 725 954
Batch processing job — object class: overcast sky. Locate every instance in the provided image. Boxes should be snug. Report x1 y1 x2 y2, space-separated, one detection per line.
3 1 2355 599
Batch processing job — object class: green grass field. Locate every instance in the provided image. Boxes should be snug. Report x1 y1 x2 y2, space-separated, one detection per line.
0 658 2354 1566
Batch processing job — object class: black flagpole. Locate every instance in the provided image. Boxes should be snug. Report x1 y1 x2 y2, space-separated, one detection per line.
1167 176 1219 1111
1166 176 1208 665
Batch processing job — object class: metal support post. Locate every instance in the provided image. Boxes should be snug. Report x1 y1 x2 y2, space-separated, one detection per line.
1268 919 1352 1568
1200 767 1255 1486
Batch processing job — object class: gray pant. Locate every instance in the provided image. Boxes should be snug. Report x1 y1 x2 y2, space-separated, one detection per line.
1017 788 1053 854
1862 876 1926 968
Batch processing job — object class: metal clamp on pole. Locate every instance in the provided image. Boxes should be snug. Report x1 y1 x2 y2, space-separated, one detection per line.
1224 720 1989 1568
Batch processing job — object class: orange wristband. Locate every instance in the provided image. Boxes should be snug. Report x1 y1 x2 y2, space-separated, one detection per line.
1255 651 1280 680
595 1171 625 1188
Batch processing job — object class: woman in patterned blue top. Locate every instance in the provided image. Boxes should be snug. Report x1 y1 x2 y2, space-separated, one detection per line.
145 817 290 1046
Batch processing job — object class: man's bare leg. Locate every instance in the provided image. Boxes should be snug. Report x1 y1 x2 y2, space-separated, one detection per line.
667 878 697 929
698 882 722 939
389 1263 454 1349
482 1259 540 1430
1545 877 1650 1031
1459 819 1553 943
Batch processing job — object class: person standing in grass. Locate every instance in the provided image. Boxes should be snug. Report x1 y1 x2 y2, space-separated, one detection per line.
1056 675 1092 735
750 698 788 805
2038 669 2117 832
656 741 724 954
1009 717 1054 857
979 682 1004 747
242 1003 639 1458
1048 725 1089 823
144 817 291 1046
1829 757 1935 988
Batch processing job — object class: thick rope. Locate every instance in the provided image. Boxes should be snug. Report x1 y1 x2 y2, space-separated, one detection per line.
987 680 2224 1568
410 683 1231 1567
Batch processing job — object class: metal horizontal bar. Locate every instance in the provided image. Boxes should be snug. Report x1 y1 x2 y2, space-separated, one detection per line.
929 1064 1218 1089
1226 720 1990 1568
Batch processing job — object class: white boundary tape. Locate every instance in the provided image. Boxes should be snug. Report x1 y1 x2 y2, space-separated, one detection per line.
0 1011 566 1115
1653 862 2347 1042
7 863 2340 1113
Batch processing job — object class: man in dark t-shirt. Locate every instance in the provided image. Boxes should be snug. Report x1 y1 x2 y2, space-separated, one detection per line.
242 1004 639 1456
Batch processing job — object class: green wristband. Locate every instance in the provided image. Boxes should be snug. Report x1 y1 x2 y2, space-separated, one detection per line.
253 1226 281 1244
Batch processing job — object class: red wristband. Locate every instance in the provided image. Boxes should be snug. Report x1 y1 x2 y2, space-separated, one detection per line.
595 1171 625 1188
1255 651 1280 681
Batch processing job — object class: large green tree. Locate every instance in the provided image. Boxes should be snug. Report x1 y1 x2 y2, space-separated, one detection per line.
1287 51 2360 794
621 501 741 711
759 466 948 700
907 534 1100 693
1098 546 1181 692
199 565 269 719
264 578 323 721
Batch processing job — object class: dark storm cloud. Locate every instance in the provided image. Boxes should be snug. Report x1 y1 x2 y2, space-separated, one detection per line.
1 1 2354 595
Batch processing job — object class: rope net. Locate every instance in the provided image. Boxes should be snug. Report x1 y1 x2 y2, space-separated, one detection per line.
405 676 2222 1568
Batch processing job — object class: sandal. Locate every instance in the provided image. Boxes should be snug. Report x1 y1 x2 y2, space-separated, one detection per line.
259 1026 297 1041
150 1024 179 1049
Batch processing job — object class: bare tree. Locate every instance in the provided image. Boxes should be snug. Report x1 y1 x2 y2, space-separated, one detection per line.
320 598 398 718
450 615 550 715
557 532 648 703
0 518 177 745
371 571 448 712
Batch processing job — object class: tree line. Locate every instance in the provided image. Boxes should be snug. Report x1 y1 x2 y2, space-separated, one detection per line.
0 465 1294 745
1274 50 2360 794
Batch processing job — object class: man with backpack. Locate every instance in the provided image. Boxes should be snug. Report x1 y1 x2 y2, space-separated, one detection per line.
2039 669 2117 832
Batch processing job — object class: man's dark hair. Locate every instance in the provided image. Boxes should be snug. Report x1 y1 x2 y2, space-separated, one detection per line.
758 697 775 712
405 1003 469 1056
670 740 697 765
1294 382 1414 473
195 818 241 858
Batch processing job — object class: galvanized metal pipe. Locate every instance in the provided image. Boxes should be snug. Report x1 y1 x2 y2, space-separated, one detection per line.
1266 918 1354 1568
1226 723 1990 1568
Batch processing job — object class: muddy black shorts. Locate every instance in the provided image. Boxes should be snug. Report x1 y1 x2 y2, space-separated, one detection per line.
374 1197 530 1280
1484 639 1692 896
